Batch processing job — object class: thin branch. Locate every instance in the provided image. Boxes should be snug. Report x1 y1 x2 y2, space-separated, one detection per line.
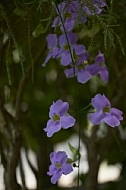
0 136 7 169
5 47 46 190
15 44 46 120
19 151 27 190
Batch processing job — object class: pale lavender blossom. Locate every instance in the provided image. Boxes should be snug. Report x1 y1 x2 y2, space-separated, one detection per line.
42 34 59 66
88 51 109 83
52 0 87 31
64 51 109 84
58 32 86 66
89 94 123 127
52 0 106 32
82 0 106 15
47 151 73 184
94 0 106 7
44 99 75 137
64 52 93 83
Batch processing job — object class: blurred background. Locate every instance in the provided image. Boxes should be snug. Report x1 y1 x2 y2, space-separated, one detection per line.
0 0 126 190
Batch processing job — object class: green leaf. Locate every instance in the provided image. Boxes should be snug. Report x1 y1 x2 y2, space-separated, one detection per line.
32 23 44 38
67 158 73 163
68 142 79 155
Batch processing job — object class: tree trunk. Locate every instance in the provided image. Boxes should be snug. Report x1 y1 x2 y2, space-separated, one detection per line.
86 126 100 190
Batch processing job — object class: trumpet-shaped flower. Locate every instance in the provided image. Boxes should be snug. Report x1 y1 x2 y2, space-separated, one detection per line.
44 99 75 137
89 94 123 127
47 151 73 184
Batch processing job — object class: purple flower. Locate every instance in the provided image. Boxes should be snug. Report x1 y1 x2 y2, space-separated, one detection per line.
44 99 75 137
89 94 123 127
64 51 109 84
88 51 109 83
58 32 85 66
65 66 92 84
47 151 73 184
42 32 86 67
52 0 106 32
83 0 106 15
65 0 87 25
93 0 106 7
52 1 87 32
64 52 93 83
42 34 59 66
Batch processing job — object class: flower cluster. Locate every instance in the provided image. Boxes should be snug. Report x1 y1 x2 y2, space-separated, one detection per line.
65 51 109 83
43 0 108 84
44 99 75 183
52 0 106 31
43 31 88 67
42 0 123 185
43 32 109 83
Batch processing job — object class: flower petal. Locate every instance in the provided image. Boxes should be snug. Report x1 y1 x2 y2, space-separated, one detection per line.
77 52 89 65
111 108 123 121
64 18 75 31
88 63 99 75
49 100 69 117
103 115 120 127
60 115 75 129
52 16 59 28
89 110 104 125
94 0 106 7
44 119 53 132
47 164 56 175
59 32 78 47
60 52 72 66
64 67 77 78
67 32 78 45
42 52 53 67
91 94 110 110
50 151 57 164
99 66 109 83
44 119 61 137
56 151 67 164
95 51 105 64
46 34 58 48
51 169 62 184
62 163 73 174
73 44 86 55
77 69 92 83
